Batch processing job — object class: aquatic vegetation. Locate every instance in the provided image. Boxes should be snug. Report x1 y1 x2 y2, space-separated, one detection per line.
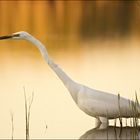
118 93 123 127
10 111 14 140
23 88 34 140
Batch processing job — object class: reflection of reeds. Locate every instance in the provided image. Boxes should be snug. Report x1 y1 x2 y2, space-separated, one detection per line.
23 88 34 140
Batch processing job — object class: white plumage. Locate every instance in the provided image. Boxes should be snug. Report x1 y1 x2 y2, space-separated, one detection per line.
0 31 139 128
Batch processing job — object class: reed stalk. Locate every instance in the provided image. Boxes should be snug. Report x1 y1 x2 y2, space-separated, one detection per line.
23 88 34 140
10 112 14 140
118 94 122 127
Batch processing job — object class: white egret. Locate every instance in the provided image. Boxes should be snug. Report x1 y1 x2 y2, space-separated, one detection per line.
0 31 139 128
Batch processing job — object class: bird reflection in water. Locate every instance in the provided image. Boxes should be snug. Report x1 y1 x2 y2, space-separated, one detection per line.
80 125 140 139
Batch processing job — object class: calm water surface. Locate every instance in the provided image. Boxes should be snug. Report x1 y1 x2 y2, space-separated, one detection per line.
80 126 140 139
0 38 140 138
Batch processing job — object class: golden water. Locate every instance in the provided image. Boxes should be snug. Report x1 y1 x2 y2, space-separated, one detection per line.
0 38 140 138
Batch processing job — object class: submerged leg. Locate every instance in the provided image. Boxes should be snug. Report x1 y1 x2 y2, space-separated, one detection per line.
100 117 108 124
94 117 101 129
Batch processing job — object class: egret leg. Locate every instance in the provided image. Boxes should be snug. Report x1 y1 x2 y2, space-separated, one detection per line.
98 117 109 129
99 117 108 124
94 117 101 129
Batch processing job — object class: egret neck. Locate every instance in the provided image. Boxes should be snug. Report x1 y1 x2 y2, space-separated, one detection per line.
25 35 79 103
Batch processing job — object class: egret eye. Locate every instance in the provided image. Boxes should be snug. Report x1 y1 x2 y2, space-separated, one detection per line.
13 33 20 38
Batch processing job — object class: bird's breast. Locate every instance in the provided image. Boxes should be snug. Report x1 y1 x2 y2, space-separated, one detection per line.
77 93 123 118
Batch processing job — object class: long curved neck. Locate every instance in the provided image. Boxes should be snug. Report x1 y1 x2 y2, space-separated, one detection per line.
26 35 79 103
26 35 49 63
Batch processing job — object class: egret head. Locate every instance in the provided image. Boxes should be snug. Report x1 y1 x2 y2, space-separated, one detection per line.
0 31 31 40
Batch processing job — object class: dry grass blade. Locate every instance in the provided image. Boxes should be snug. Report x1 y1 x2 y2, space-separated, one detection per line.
106 110 108 140
27 92 34 138
44 121 48 135
118 93 122 127
24 88 28 140
10 111 14 140
23 87 34 140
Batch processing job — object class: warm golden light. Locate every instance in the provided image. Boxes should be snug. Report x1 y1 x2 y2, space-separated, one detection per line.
0 1 140 139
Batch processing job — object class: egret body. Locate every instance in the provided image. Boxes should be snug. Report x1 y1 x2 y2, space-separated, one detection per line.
0 31 139 128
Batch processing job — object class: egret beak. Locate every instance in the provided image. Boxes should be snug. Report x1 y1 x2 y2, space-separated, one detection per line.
0 34 20 40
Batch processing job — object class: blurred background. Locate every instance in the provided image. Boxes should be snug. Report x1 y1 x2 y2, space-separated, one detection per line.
0 0 140 41
1 1 140 40
0 0 140 139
